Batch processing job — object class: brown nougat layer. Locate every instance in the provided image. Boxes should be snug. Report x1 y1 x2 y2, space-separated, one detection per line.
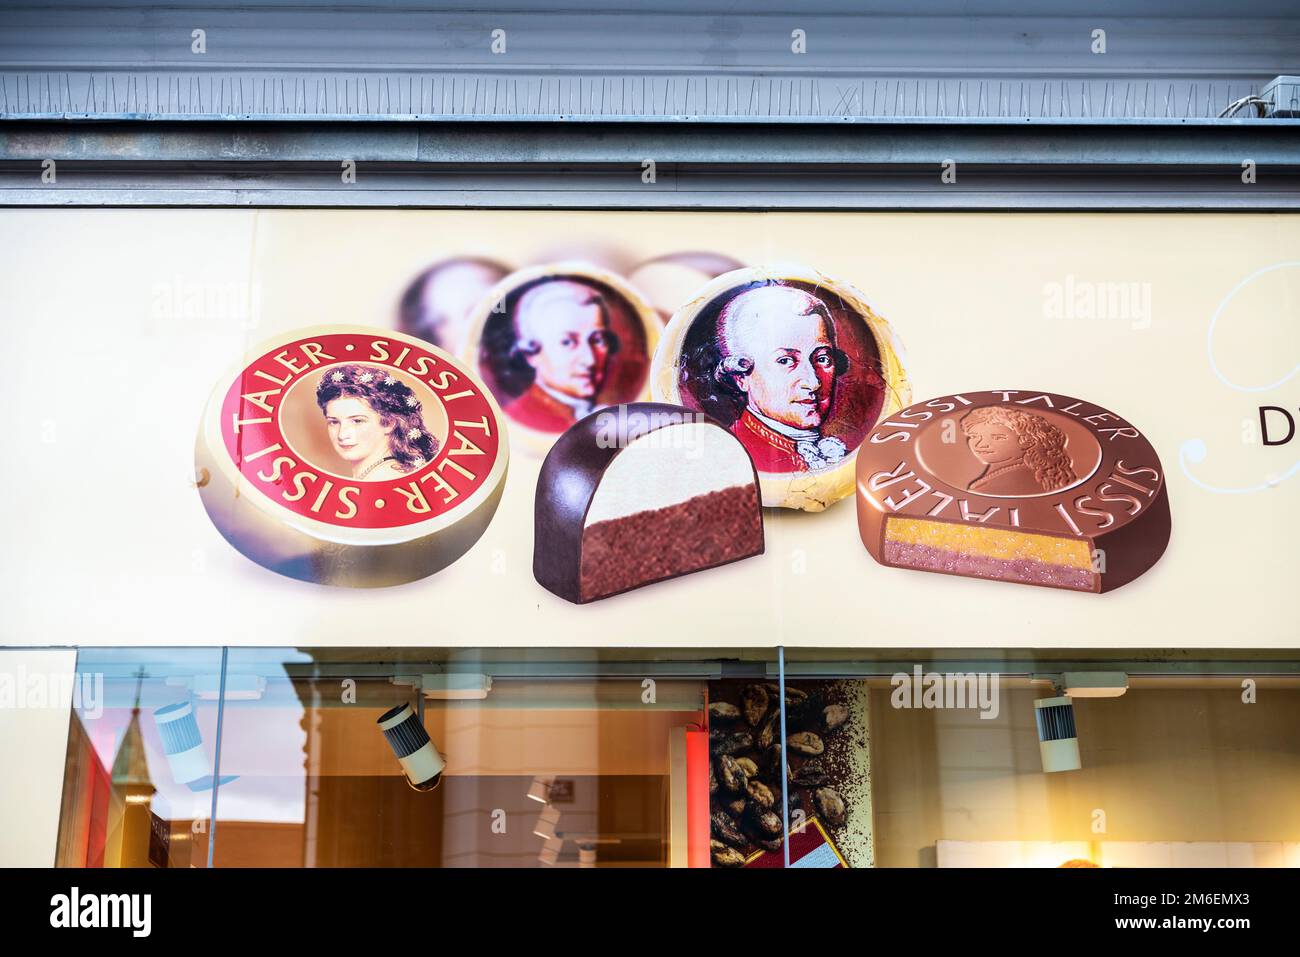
579 484 763 601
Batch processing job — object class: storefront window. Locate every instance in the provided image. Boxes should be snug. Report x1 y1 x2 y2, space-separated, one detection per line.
55 648 1300 868
60 648 783 867
54 648 226 868
785 650 1300 868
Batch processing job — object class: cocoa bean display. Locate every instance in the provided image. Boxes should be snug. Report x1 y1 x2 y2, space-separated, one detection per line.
709 729 754 755
823 704 850 732
814 787 848 827
708 701 741 722
717 754 748 792
711 810 747 849
746 779 776 809
705 679 860 866
741 684 769 726
792 760 828 787
788 731 825 756
712 841 746 868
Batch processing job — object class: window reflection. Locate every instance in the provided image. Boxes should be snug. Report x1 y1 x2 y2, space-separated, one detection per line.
54 650 1300 868
184 650 732 867
56 650 224 868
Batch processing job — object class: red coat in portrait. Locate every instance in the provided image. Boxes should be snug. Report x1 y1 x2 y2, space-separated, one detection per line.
504 384 583 433
731 409 811 473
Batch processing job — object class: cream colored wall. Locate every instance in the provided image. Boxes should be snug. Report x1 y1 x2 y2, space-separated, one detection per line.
0 209 1294 649
0 649 76 866
868 684 1300 867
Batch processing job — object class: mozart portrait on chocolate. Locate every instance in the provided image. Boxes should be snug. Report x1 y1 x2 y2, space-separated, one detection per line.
478 276 649 433
315 364 441 482
678 282 886 474
960 406 1077 496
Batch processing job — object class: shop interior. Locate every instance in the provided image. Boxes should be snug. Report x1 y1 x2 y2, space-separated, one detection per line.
54 648 1300 868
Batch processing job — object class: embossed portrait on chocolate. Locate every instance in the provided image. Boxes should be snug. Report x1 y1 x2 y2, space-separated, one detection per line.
473 270 655 436
856 390 1170 593
961 406 1078 495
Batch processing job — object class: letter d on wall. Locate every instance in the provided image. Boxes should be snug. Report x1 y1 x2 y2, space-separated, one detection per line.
1259 406 1295 446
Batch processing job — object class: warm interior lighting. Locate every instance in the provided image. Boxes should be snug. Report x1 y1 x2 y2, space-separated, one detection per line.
526 775 553 804
533 805 561 840
538 835 564 866
1035 696 1082 773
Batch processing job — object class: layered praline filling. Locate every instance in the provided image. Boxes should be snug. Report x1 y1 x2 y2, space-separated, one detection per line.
882 517 1095 591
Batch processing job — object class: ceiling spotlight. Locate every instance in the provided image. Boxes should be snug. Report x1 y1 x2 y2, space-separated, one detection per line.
421 673 492 700
390 673 493 700
188 673 267 701
153 701 239 792
1035 696 1082 773
533 805 561 840
1062 672 1128 698
377 703 445 791
538 835 563 866
527 775 555 804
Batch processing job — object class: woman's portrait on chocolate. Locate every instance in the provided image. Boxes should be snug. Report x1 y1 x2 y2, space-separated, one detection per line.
960 406 1077 495
315 364 441 482
477 274 651 434
397 257 510 355
676 279 888 474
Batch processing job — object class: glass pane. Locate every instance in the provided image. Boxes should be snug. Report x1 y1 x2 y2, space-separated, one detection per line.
705 674 865 868
208 647 775 867
784 649 1300 868
55 647 227 868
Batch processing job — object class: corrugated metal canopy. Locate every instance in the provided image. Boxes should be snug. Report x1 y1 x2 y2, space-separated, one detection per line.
1 2 1298 123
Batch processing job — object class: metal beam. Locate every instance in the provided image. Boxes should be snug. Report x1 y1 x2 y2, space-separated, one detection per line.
4 121 1300 165
2 121 1297 209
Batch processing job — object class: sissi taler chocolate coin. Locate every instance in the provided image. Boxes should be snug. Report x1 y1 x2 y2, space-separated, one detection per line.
855 390 1170 593
195 326 509 587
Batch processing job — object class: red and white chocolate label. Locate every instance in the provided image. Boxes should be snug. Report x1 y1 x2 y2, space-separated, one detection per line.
218 332 503 530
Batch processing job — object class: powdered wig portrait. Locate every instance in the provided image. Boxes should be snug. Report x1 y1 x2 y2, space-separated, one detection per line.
675 278 888 473
477 272 651 434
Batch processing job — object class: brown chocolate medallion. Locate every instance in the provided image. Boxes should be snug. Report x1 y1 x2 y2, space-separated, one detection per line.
856 390 1170 593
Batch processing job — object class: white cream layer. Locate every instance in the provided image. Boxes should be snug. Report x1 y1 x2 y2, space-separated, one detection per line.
584 422 754 526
